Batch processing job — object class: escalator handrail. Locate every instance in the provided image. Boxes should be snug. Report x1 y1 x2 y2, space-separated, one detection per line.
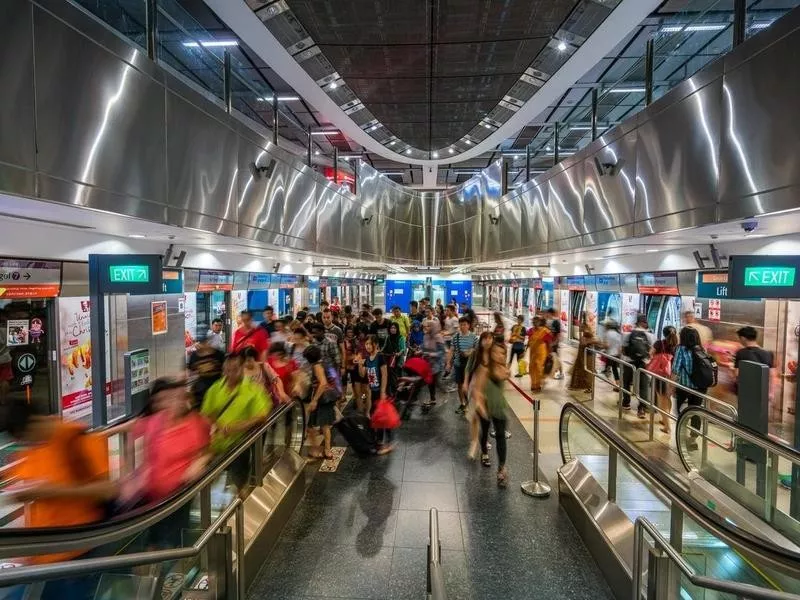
559 401 800 573
675 406 800 474
0 400 303 554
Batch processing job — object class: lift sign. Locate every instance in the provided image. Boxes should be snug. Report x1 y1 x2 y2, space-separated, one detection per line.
109 265 150 283
744 267 796 287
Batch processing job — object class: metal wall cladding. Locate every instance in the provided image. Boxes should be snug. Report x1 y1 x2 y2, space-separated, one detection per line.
718 25 800 221
167 93 239 223
496 198 522 259
34 8 167 206
0 0 36 188
238 141 285 246
582 130 637 246
633 74 722 237
545 160 584 252
519 182 548 256
125 294 186 378
315 186 343 256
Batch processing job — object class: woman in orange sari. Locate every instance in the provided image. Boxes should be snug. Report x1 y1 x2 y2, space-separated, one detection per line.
528 317 551 392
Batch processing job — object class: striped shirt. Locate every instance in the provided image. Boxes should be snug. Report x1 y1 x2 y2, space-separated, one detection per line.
452 332 478 367
671 345 695 389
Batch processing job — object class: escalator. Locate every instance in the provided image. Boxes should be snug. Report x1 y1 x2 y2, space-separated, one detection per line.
0 400 306 599
559 401 800 599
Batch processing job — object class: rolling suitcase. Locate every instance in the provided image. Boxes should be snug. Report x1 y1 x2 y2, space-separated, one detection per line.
335 414 377 456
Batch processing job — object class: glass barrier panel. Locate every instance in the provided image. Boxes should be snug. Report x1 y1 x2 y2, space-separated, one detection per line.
562 410 610 489
72 0 148 51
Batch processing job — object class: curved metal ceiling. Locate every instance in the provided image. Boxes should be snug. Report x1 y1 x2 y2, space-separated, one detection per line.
204 0 660 168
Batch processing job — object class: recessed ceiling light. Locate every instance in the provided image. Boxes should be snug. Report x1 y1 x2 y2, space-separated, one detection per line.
432 151 439 158
406 148 412 155
328 81 338 90
129 234 146 238
448 148 455 154
645 249 659 253
483 123 492 129
465 140 472 145
388 140 396 146
314 150 320 155
557 41 568 52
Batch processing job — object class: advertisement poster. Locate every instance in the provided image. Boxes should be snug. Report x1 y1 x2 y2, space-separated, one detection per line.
183 292 197 349
559 290 569 339
58 297 93 421
6 320 29 346
621 293 640 333
783 301 800 424
151 301 168 336
232 290 248 318
586 291 598 330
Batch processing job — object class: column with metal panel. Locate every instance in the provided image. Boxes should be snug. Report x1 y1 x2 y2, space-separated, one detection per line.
644 39 654 106
272 94 279 146
733 0 747 47
223 50 233 114
145 0 157 61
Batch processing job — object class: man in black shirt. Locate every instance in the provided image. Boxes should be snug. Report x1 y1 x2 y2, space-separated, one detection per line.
734 326 774 378
260 305 277 335
369 308 391 346
188 333 225 409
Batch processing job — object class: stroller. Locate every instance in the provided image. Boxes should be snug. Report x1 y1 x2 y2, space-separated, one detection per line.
396 354 433 419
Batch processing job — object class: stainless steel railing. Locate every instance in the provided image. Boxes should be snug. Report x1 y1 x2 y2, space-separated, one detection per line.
559 401 800 578
584 347 738 443
0 400 304 556
632 516 800 600
427 508 447 600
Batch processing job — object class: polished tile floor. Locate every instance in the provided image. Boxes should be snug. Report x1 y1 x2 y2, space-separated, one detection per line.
248 386 614 600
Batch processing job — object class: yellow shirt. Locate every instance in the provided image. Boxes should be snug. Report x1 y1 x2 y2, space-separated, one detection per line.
201 377 271 453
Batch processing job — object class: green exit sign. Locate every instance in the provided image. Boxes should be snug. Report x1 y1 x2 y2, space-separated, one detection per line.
744 266 796 287
109 265 150 283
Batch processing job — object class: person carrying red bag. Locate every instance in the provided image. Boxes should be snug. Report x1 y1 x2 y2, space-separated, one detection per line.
356 335 397 455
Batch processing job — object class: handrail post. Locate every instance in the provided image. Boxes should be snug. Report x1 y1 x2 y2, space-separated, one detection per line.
587 347 596 403
607 447 618 503
648 370 656 441
236 502 246 600
632 519 644 600
521 398 551 498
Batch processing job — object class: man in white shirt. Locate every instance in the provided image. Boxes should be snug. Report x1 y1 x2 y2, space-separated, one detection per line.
683 310 713 348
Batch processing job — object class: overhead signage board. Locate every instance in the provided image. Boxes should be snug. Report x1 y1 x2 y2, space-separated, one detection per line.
565 276 586 291
162 269 183 294
89 254 163 296
0 259 62 298
620 273 639 294
728 255 800 299
248 273 272 290
696 270 729 300
197 270 234 292
279 275 298 289
595 274 621 293
637 272 679 295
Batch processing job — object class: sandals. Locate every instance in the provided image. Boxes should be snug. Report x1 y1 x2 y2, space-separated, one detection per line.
497 467 508 488
481 454 491 467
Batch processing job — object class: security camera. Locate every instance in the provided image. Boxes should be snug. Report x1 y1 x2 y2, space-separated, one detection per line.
741 220 759 233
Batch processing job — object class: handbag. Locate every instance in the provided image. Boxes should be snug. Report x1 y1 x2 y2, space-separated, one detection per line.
371 398 401 430
544 354 554 376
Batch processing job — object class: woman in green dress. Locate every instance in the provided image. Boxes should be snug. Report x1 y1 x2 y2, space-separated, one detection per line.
473 342 511 488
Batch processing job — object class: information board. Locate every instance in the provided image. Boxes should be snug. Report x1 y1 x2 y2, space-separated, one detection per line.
637 272 680 295
124 348 151 416
728 255 800 299
197 270 234 292
89 254 163 296
0 259 62 298
696 270 729 299
595 274 621 292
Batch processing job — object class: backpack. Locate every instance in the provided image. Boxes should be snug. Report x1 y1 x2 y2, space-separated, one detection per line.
689 345 718 389
625 330 651 363
648 352 672 378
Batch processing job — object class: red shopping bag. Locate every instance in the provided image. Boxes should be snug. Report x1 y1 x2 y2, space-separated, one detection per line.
371 398 401 430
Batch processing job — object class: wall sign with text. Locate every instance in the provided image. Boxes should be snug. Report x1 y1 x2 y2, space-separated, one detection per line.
728 255 800 299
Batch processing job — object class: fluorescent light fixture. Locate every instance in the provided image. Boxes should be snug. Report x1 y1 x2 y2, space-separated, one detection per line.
570 125 592 131
382 172 405 176
448 148 455 154
183 40 238 48
750 22 773 30
311 130 339 135
660 23 727 33
432 151 439 158
645 249 660 253
129 234 146 238
545 151 576 156
557 41 568 52
256 95 300 102
405 148 412 155
608 87 646 94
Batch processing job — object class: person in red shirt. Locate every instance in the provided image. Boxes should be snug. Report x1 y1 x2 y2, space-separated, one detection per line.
267 342 299 403
231 310 269 361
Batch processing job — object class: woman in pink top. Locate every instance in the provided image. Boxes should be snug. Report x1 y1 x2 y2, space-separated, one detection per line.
127 377 210 548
